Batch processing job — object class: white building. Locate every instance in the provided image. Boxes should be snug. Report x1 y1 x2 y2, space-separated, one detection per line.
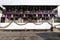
0 0 60 31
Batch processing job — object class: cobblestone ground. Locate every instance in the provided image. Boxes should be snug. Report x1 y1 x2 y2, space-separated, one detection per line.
0 31 60 40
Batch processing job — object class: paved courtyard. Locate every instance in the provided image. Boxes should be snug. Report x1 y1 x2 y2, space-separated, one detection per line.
0 30 60 40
